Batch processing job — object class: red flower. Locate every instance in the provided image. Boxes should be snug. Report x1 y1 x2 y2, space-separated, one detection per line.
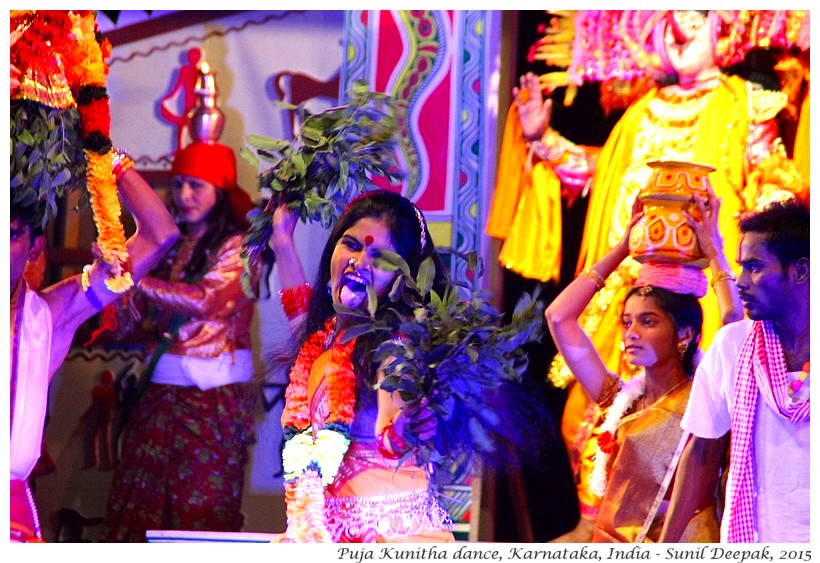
78 97 111 138
100 36 112 59
598 430 615 454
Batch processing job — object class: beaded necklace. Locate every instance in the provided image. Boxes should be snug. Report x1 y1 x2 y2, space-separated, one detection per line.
789 361 810 398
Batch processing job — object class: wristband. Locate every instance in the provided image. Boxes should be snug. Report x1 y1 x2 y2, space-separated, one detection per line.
112 148 135 181
376 420 408 460
81 265 104 310
279 283 312 320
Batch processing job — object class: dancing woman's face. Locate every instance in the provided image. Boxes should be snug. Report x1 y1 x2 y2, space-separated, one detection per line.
329 216 398 315
172 174 219 232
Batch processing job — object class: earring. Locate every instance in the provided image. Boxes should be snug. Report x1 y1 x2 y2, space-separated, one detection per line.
327 281 332 296
677 340 688 359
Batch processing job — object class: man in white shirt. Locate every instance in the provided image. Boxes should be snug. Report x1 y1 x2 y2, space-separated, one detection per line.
660 199 810 543
10 168 179 542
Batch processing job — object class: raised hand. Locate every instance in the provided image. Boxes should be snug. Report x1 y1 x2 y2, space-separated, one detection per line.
683 180 723 261
269 200 300 252
514 72 552 142
392 396 437 445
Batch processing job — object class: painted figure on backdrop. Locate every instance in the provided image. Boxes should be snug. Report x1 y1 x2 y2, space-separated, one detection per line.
10 10 180 543
159 46 205 149
80 370 117 471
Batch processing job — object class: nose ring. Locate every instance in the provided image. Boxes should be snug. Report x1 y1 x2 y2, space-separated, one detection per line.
349 257 356 267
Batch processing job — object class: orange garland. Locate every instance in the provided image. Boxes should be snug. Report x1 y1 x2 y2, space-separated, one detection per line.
69 11 132 293
279 317 358 542
12 11 130 292
282 317 357 433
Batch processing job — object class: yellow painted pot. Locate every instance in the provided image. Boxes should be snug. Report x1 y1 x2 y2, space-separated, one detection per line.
629 161 714 269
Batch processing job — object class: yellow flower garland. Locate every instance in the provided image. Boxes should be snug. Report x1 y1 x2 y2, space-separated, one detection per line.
71 12 132 293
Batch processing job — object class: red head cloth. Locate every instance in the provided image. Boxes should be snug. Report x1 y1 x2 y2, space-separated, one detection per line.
171 141 253 228
634 262 708 298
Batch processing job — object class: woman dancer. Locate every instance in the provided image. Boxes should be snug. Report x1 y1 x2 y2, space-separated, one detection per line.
269 190 455 542
104 141 258 542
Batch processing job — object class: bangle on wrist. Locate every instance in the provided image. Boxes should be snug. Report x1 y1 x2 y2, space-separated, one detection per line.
81 265 104 310
710 270 737 289
376 419 408 460
579 267 606 291
112 148 135 181
278 283 312 320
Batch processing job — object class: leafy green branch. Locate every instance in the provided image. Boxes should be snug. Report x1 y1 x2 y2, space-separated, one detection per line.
342 249 544 491
240 83 407 273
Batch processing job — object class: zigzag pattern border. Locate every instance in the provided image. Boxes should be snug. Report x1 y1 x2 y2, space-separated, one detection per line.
109 11 299 66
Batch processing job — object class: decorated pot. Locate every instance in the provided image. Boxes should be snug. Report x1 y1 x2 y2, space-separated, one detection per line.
629 160 715 268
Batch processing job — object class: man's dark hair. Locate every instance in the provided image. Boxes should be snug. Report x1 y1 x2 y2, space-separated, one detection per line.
739 199 809 269
11 202 44 242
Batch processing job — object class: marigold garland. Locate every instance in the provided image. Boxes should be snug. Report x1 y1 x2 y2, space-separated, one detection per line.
69 12 131 293
279 317 358 542
12 11 130 292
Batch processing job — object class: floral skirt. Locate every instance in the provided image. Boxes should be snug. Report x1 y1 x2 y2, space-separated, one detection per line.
102 382 256 542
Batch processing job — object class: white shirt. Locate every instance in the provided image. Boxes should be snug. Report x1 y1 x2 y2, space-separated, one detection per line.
682 320 810 543
10 287 52 481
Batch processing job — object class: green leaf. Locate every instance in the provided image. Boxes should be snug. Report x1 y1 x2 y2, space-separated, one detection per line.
239 146 259 167
18 129 36 145
291 152 306 176
247 134 291 153
366 284 378 318
274 101 299 111
416 257 435 297
375 249 411 278
339 323 380 342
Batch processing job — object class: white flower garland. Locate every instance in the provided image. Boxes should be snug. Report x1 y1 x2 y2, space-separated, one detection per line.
282 428 351 486
589 373 646 497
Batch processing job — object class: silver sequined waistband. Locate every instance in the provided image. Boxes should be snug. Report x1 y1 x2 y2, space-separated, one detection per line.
325 488 453 542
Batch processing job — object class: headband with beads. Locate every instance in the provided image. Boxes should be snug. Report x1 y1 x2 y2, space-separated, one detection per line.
412 203 428 255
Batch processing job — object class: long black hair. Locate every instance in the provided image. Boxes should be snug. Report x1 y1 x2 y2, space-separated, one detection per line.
624 285 704 377
299 190 450 391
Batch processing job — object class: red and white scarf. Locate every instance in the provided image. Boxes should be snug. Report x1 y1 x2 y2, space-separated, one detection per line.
727 320 810 542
